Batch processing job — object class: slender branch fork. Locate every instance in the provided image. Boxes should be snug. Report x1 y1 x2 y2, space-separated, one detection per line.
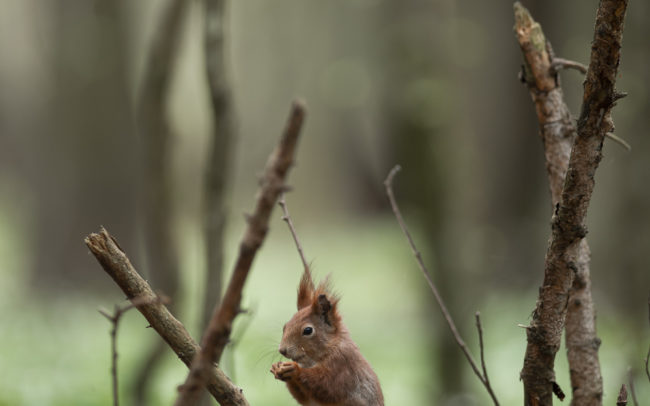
384 165 499 406
98 296 169 406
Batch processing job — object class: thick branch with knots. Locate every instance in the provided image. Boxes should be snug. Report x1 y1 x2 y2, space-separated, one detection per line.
517 0 628 405
513 3 605 404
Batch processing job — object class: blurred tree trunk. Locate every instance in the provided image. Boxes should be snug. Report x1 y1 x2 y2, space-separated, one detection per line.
30 1 137 290
199 1 236 404
132 0 189 404
201 0 235 342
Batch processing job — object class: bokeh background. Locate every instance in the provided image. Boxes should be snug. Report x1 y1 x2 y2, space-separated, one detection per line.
0 0 648 405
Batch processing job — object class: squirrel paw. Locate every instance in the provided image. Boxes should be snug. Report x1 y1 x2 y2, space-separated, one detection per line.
270 361 298 381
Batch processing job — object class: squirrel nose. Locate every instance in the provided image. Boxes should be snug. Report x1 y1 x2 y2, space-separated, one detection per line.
279 347 288 357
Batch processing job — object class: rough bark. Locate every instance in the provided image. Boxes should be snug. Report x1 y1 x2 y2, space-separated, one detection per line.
202 0 235 337
514 3 603 405
134 0 190 402
85 228 249 406
517 0 628 404
174 101 306 406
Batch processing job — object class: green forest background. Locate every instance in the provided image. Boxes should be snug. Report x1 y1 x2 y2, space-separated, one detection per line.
0 0 648 405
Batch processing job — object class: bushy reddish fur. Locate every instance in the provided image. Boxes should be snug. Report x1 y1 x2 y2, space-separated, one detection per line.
271 268 384 406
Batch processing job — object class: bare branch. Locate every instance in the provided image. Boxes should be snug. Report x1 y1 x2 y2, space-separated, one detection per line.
514 3 604 404
278 194 310 271
475 311 496 400
515 1 628 404
84 229 249 406
605 132 632 151
551 57 588 74
384 165 499 406
99 296 168 406
174 100 306 405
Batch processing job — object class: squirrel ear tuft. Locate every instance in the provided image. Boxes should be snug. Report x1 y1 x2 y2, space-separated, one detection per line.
316 294 333 326
297 266 315 310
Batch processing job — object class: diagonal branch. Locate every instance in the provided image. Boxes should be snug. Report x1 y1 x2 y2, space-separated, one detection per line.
173 100 306 406
517 1 628 405
384 165 499 406
513 3 603 405
85 228 249 406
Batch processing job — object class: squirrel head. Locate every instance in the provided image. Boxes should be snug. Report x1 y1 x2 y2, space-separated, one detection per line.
278 267 342 367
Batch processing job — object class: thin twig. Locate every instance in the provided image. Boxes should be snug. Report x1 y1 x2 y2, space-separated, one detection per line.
605 132 632 151
475 312 494 397
278 194 310 271
384 165 499 406
174 100 306 406
551 57 588 74
99 305 125 406
85 228 249 406
98 296 168 406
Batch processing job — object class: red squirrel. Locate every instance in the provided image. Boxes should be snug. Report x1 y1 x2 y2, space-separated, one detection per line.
270 268 384 405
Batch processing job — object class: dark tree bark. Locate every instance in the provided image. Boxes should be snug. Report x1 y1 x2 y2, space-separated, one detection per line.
514 4 603 405
518 1 628 404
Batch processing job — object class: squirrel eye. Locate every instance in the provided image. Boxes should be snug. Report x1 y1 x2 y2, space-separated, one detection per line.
302 326 314 336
